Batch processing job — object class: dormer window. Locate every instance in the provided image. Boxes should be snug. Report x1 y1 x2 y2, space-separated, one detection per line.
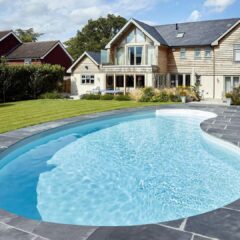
176 32 185 38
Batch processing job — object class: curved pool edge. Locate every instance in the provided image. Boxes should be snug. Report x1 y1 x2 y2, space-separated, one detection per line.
0 104 240 240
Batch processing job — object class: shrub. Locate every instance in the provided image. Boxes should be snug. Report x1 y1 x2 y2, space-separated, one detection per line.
0 63 64 102
151 91 169 102
129 89 143 101
81 94 100 100
39 91 62 99
139 87 155 102
100 94 114 100
169 93 181 102
114 95 131 101
228 87 240 105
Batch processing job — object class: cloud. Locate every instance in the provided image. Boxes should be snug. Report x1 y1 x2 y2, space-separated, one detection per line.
204 0 235 12
0 0 159 41
188 10 201 22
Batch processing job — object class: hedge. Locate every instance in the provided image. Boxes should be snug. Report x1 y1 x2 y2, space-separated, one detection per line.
0 63 64 102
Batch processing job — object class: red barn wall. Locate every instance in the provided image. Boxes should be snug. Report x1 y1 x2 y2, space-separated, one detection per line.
0 34 21 56
42 45 73 71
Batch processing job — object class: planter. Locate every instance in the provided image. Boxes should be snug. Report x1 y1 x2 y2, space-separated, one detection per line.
180 96 186 103
226 98 232 106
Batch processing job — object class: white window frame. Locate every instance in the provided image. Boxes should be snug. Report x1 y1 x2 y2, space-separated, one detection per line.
205 47 212 59
180 48 186 59
127 46 144 65
195 48 201 59
234 44 240 62
81 75 95 85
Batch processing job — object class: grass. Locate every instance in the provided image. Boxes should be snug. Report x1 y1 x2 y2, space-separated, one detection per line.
0 99 175 133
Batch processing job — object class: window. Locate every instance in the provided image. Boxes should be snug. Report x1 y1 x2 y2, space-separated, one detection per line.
205 47 211 58
127 30 135 43
180 48 186 59
24 58 32 65
234 44 240 62
176 32 185 38
178 75 183 86
136 29 145 42
81 75 94 84
233 76 240 88
170 74 176 87
116 76 124 87
186 75 191 87
147 45 155 65
116 47 124 65
126 75 134 87
127 46 143 65
195 48 201 59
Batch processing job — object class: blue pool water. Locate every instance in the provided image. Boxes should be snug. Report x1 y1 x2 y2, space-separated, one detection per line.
1 110 240 226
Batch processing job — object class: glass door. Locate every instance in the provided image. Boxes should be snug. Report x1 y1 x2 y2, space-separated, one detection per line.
225 77 232 93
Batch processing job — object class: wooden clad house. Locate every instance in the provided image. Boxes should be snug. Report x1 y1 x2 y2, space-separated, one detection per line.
68 18 240 99
0 31 73 71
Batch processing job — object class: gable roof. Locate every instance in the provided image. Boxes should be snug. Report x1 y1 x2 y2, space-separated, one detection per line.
0 30 22 43
154 18 240 47
67 51 100 73
86 51 101 65
7 41 59 59
105 18 240 48
0 30 12 40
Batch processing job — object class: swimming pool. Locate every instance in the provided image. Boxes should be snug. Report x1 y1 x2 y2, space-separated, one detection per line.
0 109 240 226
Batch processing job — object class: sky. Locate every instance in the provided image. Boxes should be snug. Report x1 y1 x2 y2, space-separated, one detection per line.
0 0 239 42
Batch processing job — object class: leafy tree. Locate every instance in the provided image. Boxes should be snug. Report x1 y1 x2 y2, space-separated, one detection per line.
15 28 43 42
65 14 127 59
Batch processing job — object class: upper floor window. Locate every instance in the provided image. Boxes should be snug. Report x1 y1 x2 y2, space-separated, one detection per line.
195 48 201 59
116 47 125 65
81 75 94 84
128 46 143 65
234 44 240 62
205 47 211 58
126 28 146 44
176 32 185 38
127 30 135 43
136 29 145 42
180 48 186 59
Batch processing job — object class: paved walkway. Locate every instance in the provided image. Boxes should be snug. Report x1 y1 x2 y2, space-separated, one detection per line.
0 104 240 240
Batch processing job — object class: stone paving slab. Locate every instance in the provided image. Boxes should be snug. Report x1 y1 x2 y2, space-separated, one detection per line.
0 104 240 239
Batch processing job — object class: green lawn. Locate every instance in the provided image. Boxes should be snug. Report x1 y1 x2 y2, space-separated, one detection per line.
0 99 174 133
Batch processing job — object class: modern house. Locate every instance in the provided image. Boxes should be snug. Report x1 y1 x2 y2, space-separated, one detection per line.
0 30 73 70
68 18 240 99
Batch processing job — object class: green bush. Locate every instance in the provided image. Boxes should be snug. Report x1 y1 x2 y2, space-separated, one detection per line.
100 94 114 100
0 62 64 102
114 95 131 101
39 91 62 99
227 87 240 105
81 94 100 100
139 87 155 102
169 93 181 102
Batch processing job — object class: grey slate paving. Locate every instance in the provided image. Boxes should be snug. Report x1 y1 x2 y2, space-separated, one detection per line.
33 222 97 240
87 225 192 240
185 208 240 240
1 104 240 240
0 223 36 240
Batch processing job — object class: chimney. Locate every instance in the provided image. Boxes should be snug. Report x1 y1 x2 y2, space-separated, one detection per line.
176 23 179 30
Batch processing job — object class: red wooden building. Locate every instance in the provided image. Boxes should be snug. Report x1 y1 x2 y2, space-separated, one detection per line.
0 30 73 71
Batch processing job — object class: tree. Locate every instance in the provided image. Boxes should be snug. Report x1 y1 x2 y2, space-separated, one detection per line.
15 28 43 42
65 14 127 60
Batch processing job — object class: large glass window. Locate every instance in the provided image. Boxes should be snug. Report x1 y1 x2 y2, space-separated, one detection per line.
136 47 143 65
178 75 183 86
225 77 232 93
233 76 240 88
186 75 191 87
126 75 134 87
116 47 124 65
234 45 240 62
136 29 145 42
116 76 124 87
128 46 143 65
170 74 176 87
127 30 135 43
81 75 94 84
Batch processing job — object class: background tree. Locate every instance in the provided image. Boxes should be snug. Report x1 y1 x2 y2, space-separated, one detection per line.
65 14 127 60
15 28 43 42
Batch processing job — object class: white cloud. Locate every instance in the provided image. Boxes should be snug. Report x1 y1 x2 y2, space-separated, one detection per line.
188 10 201 22
204 0 235 12
0 0 159 41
